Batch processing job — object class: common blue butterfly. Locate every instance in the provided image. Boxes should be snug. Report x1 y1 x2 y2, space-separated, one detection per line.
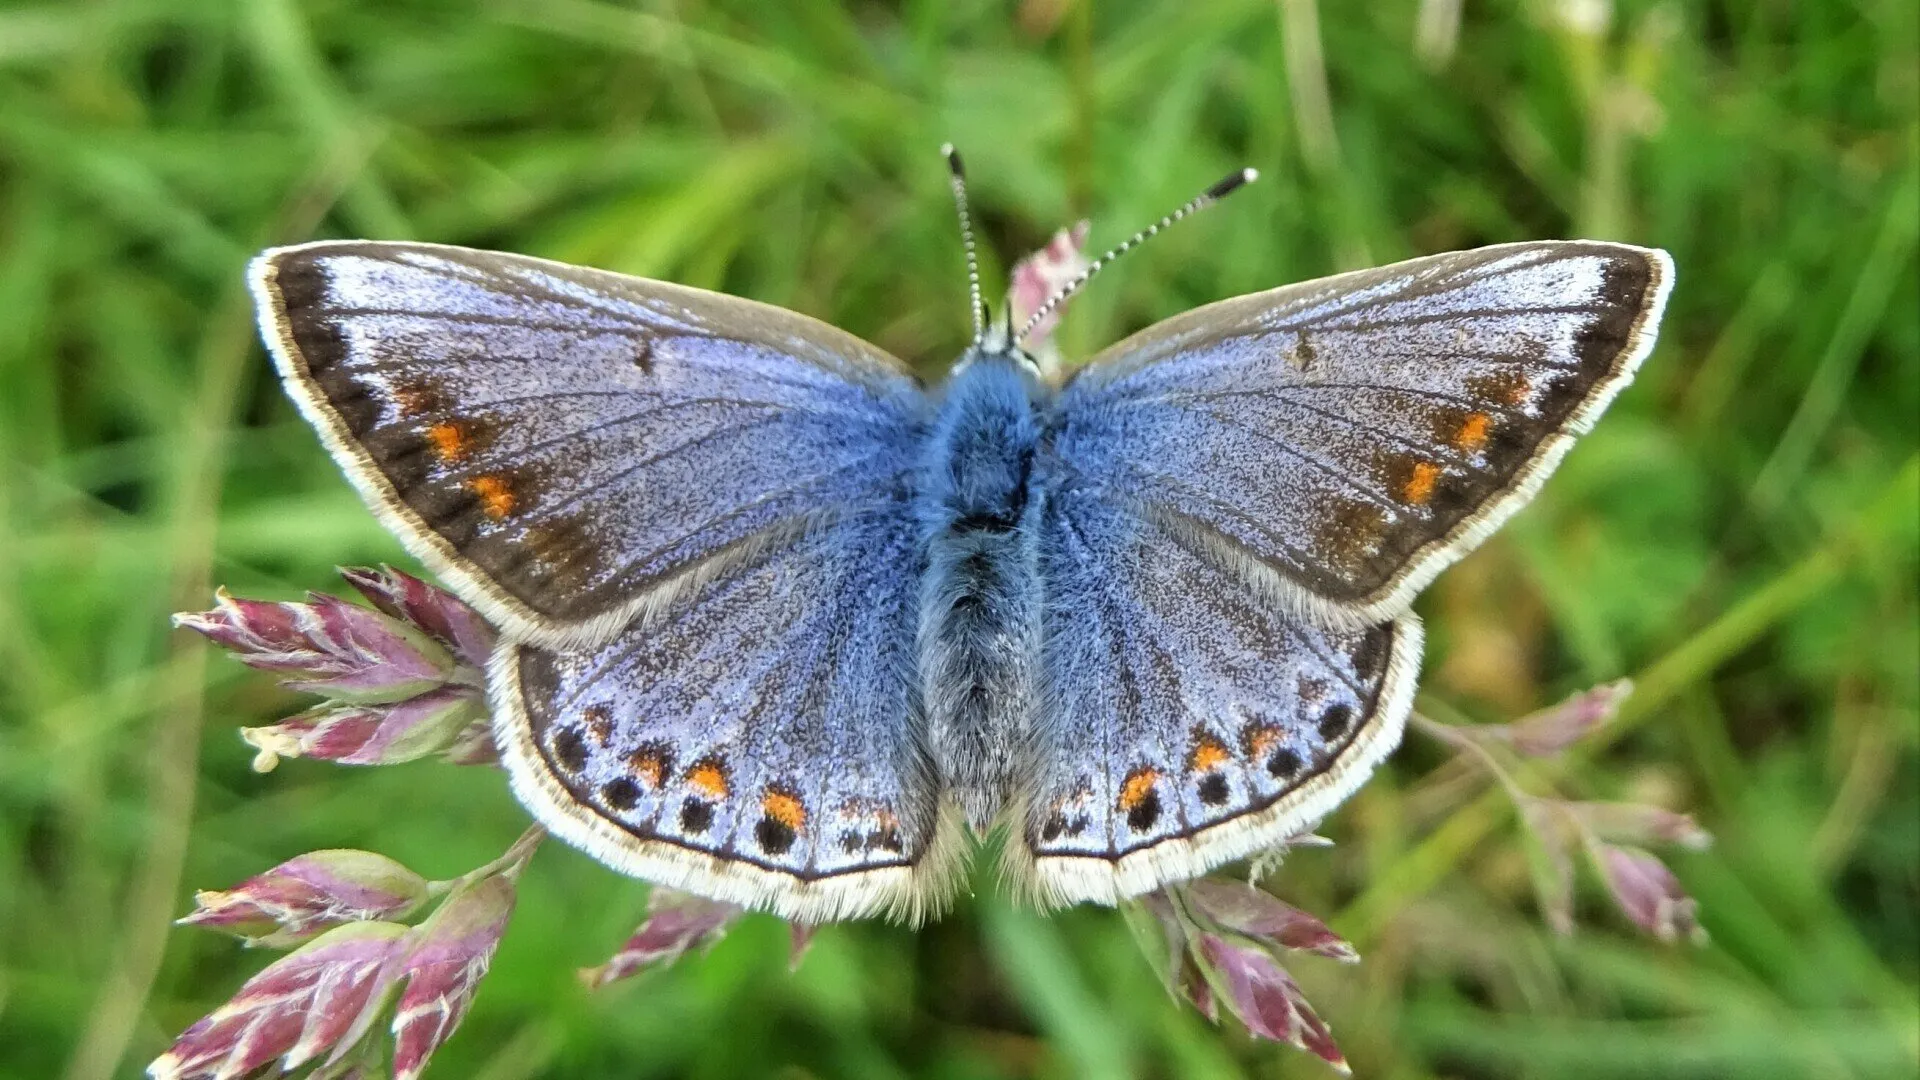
248 153 1672 922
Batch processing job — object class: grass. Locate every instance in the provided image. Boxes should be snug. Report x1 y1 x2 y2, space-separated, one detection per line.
1 0 1915 1077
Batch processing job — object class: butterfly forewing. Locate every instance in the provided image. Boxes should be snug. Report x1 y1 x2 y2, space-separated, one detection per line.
1019 485 1421 905
1051 241 1672 628
253 241 922 649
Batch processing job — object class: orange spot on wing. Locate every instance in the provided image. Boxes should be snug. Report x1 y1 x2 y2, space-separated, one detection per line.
628 748 668 788
1454 412 1491 452
1189 736 1232 773
1244 724 1282 759
1118 768 1160 811
392 382 442 418
467 474 515 519
1402 461 1441 505
762 789 807 830
1467 371 1532 408
427 421 469 461
686 759 730 799
582 704 613 745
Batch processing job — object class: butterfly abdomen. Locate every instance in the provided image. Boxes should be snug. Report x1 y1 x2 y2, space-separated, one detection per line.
916 353 1048 834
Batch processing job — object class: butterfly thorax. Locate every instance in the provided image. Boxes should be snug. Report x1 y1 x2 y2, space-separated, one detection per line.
916 347 1050 835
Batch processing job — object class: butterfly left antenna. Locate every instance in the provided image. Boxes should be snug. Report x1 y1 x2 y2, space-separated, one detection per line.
1015 166 1259 346
942 143 988 344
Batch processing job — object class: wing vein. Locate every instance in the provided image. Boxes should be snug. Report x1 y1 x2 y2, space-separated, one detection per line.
1186 404 1413 513
1300 302 1618 334
1110 382 1534 421
1054 502 1126 854
450 399 885 478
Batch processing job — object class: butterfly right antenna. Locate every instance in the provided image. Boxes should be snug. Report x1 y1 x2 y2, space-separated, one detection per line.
1015 167 1259 346
942 143 988 344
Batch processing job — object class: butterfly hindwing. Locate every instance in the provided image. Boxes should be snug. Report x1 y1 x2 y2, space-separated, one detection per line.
252 241 923 649
494 503 963 923
1018 484 1421 905
1049 241 1672 628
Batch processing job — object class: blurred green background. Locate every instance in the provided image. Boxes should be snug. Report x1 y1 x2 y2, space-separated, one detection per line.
1 0 1915 1077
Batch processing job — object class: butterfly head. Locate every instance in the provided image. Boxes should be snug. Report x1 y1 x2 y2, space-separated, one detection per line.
952 304 1043 378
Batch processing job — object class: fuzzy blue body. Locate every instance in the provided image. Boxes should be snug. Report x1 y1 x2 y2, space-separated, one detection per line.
916 351 1049 832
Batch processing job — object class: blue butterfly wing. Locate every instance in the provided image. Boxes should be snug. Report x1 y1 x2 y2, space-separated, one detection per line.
252 242 953 917
252 241 923 648
1049 242 1672 627
494 503 960 922
1022 242 1670 902
1022 484 1421 905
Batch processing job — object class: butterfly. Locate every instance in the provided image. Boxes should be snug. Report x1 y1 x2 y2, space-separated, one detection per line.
248 156 1671 923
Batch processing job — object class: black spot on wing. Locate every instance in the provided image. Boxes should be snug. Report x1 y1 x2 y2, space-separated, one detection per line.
601 777 640 810
679 797 712 834
1126 789 1162 832
1197 773 1230 806
1267 747 1303 780
549 727 588 774
754 817 797 856
1317 704 1354 742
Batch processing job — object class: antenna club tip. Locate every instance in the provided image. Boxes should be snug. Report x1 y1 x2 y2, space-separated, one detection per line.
1205 167 1259 200
942 143 964 176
